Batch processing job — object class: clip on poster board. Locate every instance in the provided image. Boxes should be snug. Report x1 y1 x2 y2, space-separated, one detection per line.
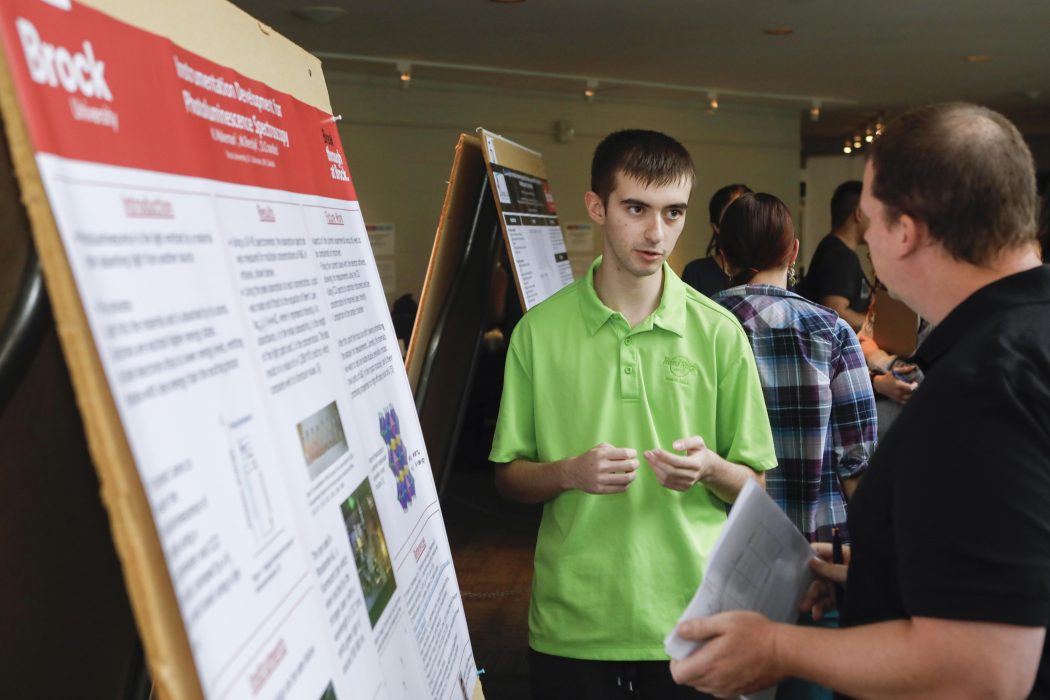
477 129 574 311
0 0 480 698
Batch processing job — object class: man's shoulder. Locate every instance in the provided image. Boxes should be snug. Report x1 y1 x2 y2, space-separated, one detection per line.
814 233 858 266
508 278 588 349
519 278 585 322
681 285 752 344
684 283 741 319
682 257 704 274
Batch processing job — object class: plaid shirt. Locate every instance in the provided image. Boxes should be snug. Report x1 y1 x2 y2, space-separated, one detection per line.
714 284 877 543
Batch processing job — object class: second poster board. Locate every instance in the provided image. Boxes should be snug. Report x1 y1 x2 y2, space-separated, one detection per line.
478 129 574 312
406 132 574 491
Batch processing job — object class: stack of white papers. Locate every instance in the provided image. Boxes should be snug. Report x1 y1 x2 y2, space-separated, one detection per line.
665 478 817 699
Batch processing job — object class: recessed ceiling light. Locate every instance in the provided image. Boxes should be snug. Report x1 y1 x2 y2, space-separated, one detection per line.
293 6 347 24
964 54 991 63
763 27 793 36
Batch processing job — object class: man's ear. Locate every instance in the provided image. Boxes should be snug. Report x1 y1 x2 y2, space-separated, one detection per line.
897 214 925 257
584 191 605 225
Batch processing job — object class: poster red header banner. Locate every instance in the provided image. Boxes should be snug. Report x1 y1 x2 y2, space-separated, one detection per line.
0 0 357 201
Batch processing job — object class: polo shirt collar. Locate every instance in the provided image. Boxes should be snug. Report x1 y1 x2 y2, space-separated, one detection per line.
914 264 1050 369
578 256 687 337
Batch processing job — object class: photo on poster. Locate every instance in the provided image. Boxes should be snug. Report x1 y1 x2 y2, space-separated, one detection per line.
296 401 350 479
341 478 397 627
379 404 416 511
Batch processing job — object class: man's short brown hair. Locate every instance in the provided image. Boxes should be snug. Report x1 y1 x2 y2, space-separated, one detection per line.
869 102 1037 265
590 129 695 205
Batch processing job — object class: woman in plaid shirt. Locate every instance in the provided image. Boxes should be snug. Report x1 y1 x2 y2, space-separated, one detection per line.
711 192 878 699
712 192 877 542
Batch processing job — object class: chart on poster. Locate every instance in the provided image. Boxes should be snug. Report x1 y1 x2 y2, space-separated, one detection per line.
0 1 476 698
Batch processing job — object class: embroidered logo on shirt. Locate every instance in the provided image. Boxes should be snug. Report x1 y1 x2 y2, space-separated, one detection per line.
663 355 699 384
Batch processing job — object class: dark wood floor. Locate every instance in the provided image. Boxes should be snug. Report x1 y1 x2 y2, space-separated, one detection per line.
444 465 540 700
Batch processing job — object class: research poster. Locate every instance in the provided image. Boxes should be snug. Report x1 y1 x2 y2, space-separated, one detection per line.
480 130 573 310
0 1 476 699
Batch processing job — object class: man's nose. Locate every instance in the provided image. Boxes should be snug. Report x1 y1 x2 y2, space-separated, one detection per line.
645 214 666 243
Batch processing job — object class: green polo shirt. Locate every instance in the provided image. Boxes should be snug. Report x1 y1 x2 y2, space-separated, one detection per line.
490 257 777 660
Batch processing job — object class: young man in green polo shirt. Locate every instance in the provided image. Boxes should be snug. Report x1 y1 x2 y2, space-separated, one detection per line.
489 129 777 699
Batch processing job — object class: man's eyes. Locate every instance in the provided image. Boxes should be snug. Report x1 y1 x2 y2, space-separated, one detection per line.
624 205 683 219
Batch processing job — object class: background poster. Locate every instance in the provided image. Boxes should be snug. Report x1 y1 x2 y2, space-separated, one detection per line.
480 129 573 310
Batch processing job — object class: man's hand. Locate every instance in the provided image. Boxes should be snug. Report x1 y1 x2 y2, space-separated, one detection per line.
670 612 782 696
566 443 638 495
800 542 850 621
872 372 917 404
645 436 712 491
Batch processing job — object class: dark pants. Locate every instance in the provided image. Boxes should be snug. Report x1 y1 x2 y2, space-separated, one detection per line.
529 648 716 700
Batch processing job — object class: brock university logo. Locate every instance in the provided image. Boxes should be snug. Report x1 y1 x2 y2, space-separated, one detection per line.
663 355 699 381
16 17 113 101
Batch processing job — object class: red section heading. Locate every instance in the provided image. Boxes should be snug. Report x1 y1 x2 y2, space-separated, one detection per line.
0 0 356 201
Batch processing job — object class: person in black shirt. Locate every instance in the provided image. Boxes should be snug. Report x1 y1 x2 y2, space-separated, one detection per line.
681 183 751 296
670 102 1050 699
797 181 871 331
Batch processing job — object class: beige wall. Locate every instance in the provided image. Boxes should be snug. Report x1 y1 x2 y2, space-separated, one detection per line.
327 74 801 305
799 154 867 276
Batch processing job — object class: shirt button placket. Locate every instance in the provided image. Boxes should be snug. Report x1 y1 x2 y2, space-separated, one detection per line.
621 334 639 400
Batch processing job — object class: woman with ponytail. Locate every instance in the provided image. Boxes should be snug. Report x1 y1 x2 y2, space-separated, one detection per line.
712 193 878 700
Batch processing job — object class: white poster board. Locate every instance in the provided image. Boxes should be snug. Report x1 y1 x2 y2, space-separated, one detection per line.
0 1 478 698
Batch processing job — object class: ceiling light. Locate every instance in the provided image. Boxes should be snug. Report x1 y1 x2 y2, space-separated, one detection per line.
853 135 862 149
864 128 874 143
313 51 861 115
707 91 718 114
964 54 991 63
584 79 597 103
809 100 821 122
763 27 793 36
397 61 411 89
292 6 347 24
843 140 852 155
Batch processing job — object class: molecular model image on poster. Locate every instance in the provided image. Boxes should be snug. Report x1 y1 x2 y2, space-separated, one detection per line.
379 405 416 511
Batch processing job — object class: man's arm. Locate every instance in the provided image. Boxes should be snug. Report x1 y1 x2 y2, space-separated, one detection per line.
671 612 1043 700
858 330 896 372
494 443 639 504
821 294 867 331
645 436 763 503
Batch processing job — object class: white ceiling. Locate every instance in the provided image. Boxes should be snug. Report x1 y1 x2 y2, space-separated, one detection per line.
226 0 1050 149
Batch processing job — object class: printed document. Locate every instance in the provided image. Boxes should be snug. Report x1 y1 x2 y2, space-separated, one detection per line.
665 478 816 699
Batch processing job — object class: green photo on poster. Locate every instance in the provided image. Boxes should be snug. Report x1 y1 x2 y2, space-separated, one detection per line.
341 479 396 627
